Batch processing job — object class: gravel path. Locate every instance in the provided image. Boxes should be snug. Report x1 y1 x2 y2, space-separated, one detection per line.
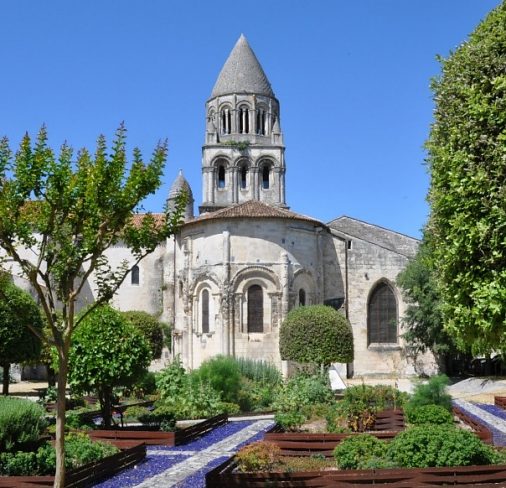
95 419 274 488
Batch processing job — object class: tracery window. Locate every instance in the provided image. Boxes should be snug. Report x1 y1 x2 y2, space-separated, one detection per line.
131 265 139 285
202 289 209 334
367 282 397 344
247 285 263 333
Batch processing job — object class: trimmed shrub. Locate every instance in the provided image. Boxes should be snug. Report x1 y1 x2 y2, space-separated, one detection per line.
405 404 454 425
280 305 353 366
333 434 389 469
388 425 498 468
121 311 164 360
0 397 47 451
235 441 281 472
274 411 306 431
408 374 452 410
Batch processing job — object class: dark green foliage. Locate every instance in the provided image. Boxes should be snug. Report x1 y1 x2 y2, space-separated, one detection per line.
121 311 164 360
280 305 353 366
333 434 389 470
408 374 452 411
405 404 454 425
426 3 506 354
0 397 47 451
388 425 498 467
0 451 38 476
219 402 241 416
138 406 176 431
194 355 242 404
237 378 278 412
274 411 307 431
234 357 282 385
68 305 152 427
0 273 43 394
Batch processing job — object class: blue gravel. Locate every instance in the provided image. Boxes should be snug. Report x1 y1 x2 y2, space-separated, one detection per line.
174 455 230 488
95 454 189 488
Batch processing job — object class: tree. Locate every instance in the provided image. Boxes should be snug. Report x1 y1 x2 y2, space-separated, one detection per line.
279 305 354 368
396 237 459 372
0 125 185 486
426 2 506 355
121 310 165 360
0 273 43 395
68 305 151 427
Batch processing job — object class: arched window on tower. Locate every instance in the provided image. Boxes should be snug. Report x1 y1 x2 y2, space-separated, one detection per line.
256 108 267 135
262 165 270 189
298 289 306 307
247 285 263 333
202 289 209 334
131 265 139 285
240 164 248 189
221 107 231 134
217 165 226 189
239 105 249 134
367 282 397 345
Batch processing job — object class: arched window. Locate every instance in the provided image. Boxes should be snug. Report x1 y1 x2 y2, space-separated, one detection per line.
256 108 266 135
247 285 263 333
368 282 397 344
221 107 231 134
299 289 306 307
218 165 226 188
202 289 209 334
131 265 139 285
262 165 270 189
239 105 249 134
240 165 248 189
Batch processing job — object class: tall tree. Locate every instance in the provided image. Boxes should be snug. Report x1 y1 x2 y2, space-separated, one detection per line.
427 2 506 355
0 125 185 487
0 273 43 395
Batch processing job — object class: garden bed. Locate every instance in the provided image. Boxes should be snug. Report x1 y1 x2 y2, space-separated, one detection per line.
453 406 493 444
0 443 146 488
206 457 506 488
89 412 228 446
495 395 506 410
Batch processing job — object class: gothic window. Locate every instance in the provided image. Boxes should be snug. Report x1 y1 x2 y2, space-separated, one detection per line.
218 164 226 189
221 107 231 134
367 282 397 345
262 165 270 189
299 289 306 307
202 289 209 334
247 285 263 333
131 265 139 285
240 164 248 189
239 105 249 134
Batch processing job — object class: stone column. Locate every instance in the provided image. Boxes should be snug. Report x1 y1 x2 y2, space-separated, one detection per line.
280 252 290 324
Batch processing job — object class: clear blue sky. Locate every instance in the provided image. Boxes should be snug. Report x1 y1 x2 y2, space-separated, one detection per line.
0 1 501 238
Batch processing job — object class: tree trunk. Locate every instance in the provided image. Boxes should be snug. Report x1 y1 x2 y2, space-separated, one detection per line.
2 363 10 395
46 364 56 387
99 386 113 428
54 356 68 488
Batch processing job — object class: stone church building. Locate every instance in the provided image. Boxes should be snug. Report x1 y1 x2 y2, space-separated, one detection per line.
98 34 429 378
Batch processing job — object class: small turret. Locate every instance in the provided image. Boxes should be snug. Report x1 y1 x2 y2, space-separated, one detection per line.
167 170 194 221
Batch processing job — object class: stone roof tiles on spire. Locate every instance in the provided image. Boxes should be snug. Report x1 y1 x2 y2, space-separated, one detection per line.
211 34 275 98
168 169 193 200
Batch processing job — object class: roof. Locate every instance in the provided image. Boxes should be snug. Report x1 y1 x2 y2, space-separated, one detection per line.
130 213 165 228
328 216 419 257
186 200 325 227
168 170 193 200
211 34 275 98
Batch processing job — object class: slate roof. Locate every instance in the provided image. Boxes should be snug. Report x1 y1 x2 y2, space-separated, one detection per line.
211 34 275 98
328 216 419 257
168 170 193 200
185 200 325 227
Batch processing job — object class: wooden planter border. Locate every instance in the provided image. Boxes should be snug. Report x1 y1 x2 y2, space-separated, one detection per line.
452 406 493 444
206 457 506 488
495 396 506 410
0 443 146 488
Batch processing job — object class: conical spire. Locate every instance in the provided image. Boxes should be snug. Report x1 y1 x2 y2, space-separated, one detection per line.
168 169 193 201
211 34 274 98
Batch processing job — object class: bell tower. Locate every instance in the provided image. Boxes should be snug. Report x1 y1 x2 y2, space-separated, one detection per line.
200 34 287 213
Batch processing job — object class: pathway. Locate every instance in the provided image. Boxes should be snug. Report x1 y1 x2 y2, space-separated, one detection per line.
95 418 274 488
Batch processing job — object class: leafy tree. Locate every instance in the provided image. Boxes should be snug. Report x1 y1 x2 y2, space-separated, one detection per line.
0 125 184 486
68 305 151 427
396 237 458 372
0 273 43 395
121 310 164 360
279 305 354 369
426 2 506 354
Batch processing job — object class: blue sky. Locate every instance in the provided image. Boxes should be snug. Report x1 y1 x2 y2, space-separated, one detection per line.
0 1 501 238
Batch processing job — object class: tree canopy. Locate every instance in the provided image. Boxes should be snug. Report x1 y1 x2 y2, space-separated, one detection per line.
279 305 354 367
0 273 43 395
121 310 164 360
426 2 506 354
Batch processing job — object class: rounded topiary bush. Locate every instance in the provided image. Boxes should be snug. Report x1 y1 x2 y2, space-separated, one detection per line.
279 305 353 366
388 425 498 468
405 404 454 426
333 434 389 469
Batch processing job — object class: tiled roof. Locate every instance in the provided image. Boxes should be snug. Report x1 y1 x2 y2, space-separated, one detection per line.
130 213 165 227
211 34 275 98
186 200 325 227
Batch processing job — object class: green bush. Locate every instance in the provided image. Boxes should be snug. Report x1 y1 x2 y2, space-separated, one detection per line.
274 411 306 431
405 404 454 425
235 357 282 385
219 402 241 416
123 405 150 421
238 378 278 412
121 311 164 360
333 434 389 470
0 451 38 476
388 425 498 468
280 305 353 366
235 441 280 472
193 355 242 404
138 406 176 431
0 397 47 451
408 374 452 410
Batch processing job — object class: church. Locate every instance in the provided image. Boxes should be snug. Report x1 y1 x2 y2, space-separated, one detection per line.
104 35 430 378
